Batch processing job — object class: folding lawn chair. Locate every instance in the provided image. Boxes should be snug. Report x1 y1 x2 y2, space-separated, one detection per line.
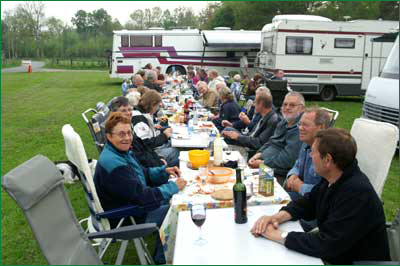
1 155 157 265
82 108 108 154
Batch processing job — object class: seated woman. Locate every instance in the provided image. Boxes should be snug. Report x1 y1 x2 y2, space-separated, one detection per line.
110 96 166 168
212 87 241 131
132 90 180 166
94 112 187 264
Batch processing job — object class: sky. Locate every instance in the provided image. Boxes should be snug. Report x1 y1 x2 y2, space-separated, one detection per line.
1 1 216 25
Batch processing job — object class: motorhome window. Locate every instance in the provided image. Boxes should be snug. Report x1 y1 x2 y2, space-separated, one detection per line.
130 35 153 47
381 37 399 79
155 35 162 47
121 35 129 47
334 38 355 49
286 37 313 55
263 37 273 52
227 51 235 58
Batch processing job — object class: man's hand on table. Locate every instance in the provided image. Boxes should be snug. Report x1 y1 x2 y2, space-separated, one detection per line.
223 130 240 140
251 211 292 243
261 225 284 244
251 215 280 236
163 128 173 138
248 153 263 168
286 175 303 192
221 120 232 128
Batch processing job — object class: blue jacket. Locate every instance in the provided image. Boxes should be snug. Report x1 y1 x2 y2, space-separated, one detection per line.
259 114 303 176
94 142 178 213
219 99 241 123
287 143 322 196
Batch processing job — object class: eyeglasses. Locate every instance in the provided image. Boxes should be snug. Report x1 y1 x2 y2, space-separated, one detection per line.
112 130 132 138
119 108 133 113
282 103 303 108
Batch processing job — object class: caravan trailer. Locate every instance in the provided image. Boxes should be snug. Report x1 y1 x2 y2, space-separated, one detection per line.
256 15 398 100
109 28 260 78
362 35 399 130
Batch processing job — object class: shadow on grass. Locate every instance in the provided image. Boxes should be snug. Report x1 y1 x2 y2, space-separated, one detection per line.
100 80 122 87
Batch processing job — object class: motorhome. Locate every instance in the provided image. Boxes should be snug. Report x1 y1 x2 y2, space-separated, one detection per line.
362 35 399 130
256 15 398 100
109 28 260 78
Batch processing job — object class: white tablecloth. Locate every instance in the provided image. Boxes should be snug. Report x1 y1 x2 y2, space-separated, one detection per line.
159 151 291 263
173 205 323 265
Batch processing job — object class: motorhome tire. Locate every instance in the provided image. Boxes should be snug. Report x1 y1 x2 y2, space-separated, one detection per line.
320 86 336 101
166 65 186 75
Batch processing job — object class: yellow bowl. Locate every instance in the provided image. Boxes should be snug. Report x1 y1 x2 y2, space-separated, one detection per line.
189 150 210 169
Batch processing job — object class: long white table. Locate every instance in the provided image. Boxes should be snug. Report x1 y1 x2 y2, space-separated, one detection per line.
173 205 323 265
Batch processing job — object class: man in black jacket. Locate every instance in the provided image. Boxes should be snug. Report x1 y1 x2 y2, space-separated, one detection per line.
222 87 280 151
251 128 390 264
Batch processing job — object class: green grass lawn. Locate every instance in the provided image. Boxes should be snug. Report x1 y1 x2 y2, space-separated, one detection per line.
1 72 398 264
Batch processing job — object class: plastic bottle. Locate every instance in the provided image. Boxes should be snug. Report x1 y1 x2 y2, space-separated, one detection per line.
213 133 223 166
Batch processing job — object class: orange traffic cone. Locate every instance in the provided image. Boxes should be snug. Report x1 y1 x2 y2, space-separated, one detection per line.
27 64 32 73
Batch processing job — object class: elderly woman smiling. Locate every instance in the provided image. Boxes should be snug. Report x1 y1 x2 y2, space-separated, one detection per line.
93 112 186 264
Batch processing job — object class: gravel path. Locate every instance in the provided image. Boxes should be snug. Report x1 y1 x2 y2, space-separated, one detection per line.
1 61 106 73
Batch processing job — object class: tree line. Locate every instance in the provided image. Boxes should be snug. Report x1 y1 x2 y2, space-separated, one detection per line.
1 1 398 60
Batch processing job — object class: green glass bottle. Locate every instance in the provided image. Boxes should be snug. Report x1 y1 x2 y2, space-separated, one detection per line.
233 168 247 224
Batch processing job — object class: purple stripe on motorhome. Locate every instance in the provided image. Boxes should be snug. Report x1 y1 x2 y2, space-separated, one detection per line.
119 46 243 62
117 65 134 73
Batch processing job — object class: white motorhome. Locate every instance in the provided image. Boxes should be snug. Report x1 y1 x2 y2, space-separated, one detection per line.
256 15 398 100
109 28 260 78
362 35 399 129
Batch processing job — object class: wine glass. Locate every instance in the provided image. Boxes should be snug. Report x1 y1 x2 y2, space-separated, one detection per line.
245 181 254 216
190 203 207 245
198 166 208 185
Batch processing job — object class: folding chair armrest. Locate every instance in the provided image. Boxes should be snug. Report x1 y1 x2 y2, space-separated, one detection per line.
96 205 145 220
82 108 97 124
87 223 158 241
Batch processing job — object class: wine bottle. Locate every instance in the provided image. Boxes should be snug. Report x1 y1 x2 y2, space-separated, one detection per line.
233 168 247 224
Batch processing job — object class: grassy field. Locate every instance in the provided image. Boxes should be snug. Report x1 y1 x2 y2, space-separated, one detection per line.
1 59 21 69
1 72 398 264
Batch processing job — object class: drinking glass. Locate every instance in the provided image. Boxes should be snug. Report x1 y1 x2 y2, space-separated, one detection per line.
238 156 247 169
198 166 208 185
245 181 254 216
190 203 207 245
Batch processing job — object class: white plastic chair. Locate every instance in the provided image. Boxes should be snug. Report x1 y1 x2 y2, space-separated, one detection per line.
350 118 398 197
61 124 154 264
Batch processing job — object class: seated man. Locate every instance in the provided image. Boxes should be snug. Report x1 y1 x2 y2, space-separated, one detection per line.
251 128 390 264
94 112 187 264
222 87 279 152
248 91 305 179
271 69 286 80
285 107 331 232
285 107 331 201
144 70 162 93
208 69 225 91
197 81 218 109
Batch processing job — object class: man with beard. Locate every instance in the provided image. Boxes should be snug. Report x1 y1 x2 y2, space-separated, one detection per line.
248 91 305 179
